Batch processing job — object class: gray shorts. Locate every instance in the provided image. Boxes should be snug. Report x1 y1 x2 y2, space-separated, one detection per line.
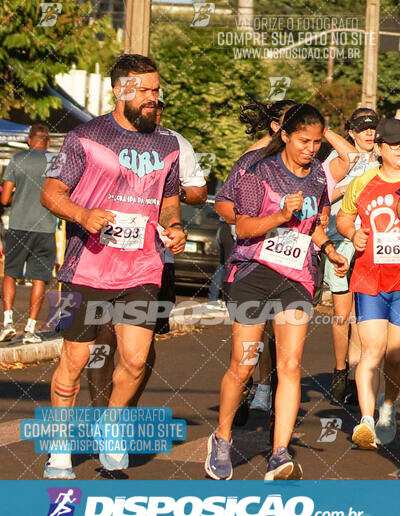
4 229 56 282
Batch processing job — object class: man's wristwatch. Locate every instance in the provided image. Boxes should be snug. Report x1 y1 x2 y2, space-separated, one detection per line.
179 188 187 203
168 222 184 230
321 239 335 254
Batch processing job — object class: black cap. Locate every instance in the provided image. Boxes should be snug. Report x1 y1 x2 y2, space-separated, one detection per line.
351 114 379 133
374 119 400 144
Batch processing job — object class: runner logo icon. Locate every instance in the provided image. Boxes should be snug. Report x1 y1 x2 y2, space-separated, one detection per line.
190 3 215 27
46 487 82 516
317 417 342 443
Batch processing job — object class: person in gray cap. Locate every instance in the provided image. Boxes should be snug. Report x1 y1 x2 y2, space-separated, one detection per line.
337 117 400 450
0 123 57 344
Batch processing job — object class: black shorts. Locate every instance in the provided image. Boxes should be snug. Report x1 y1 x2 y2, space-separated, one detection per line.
4 229 56 282
59 283 160 342
224 263 312 324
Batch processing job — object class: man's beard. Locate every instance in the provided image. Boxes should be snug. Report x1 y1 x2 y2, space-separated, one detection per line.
124 102 157 133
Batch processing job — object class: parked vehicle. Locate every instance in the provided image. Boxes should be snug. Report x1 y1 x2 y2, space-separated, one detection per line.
174 198 220 286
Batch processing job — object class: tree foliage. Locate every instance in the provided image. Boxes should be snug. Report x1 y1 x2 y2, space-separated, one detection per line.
151 11 316 179
0 0 120 120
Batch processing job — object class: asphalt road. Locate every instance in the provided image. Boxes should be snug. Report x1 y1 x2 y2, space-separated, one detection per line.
0 283 399 481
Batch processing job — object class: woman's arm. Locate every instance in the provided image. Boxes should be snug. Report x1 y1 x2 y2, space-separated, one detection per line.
331 183 348 202
311 224 349 277
241 133 272 156
336 209 357 241
236 191 303 239
215 201 235 224
323 128 359 183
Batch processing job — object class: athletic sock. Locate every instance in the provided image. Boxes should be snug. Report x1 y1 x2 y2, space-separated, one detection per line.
4 310 13 326
361 415 375 428
47 452 72 470
25 318 36 333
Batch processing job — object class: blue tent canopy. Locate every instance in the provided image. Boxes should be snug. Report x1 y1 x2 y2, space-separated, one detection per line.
0 119 30 144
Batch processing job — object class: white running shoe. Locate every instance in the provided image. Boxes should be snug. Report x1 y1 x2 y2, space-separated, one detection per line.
23 331 42 344
205 300 227 311
249 384 272 412
0 323 16 342
352 415 377 450
376 393 397 445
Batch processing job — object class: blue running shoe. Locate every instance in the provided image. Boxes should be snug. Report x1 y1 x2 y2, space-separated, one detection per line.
93 412 129 471
264 447 303 480
43 462 76 479
204 433 233 480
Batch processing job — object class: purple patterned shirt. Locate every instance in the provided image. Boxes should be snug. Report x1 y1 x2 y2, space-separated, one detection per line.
226 153 329 295
215 149 266 203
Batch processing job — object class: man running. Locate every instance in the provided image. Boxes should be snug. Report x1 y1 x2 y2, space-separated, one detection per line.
85 92 207 407
41 54 186 479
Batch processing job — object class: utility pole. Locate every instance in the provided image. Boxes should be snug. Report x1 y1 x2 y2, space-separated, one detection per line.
124 0 151 56
326 20 336 84
237 0 254 30
361 0 380 109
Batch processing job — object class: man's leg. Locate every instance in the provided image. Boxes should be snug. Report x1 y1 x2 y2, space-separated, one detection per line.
22 279 47 343
86 323 117 407
2 275 17 312
94 324 154 472
51 340 92 407
0 228 28 341
109 324 154 407
0 275 17 341
25 231 56 342
45 340 92 478
130 339 156 406
28 279 46 320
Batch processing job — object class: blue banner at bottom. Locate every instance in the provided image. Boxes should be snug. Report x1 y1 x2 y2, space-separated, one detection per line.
0 480 397 516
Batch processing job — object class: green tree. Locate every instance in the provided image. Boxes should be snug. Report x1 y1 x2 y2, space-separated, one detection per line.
0 0 120 120
151 11 315 179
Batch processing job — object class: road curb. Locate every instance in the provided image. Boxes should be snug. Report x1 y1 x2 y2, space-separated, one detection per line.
0 309 230 366
0 338 63 366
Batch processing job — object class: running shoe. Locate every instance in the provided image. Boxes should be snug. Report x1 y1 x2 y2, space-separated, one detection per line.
204 433 233 480
43 462 76 479
0 323 16 342
205 300 227 312
352 416 377 450
264 447 303 480
93 412 129 471
376 393 397 445
23 331 42 344
331 364 348 403
249 384 272 412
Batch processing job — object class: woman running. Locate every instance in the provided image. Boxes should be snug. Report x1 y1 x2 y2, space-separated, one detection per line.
216 100 297 414
216 100 358 413
205 104 349 480
324 108 380 404
337 118 400 449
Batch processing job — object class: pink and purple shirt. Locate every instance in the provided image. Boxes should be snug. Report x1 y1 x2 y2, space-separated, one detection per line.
227 153 329 295
47 114 180 289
